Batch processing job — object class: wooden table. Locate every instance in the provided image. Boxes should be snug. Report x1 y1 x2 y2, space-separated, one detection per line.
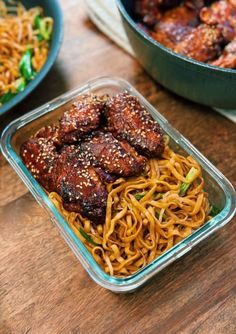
1 1 236 333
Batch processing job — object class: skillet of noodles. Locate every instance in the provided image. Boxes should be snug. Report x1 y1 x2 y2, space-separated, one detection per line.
0 0 53 105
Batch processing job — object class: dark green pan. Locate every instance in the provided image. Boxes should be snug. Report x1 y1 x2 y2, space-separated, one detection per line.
116 0 236 109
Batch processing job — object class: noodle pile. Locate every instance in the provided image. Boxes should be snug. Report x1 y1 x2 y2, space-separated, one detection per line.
49 137 211 277
0 0 53 104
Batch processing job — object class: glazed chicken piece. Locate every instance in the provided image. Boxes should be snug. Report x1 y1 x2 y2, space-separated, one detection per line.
105 93 164 158
174 24 224 62
58 94 106 144
93 167 117 183
136 0 180 12
151 5 199 49
210 38 236 67
184 0 205 11
135 0 177 26
35 125 61 145
81 131 146 177
200 0 236 42
20 136 58 191
55 146 107 222
135 0 162 26
21 133 108 222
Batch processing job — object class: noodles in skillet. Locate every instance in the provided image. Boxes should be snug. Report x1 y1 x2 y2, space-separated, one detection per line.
0 0 53 105
49 137 211 277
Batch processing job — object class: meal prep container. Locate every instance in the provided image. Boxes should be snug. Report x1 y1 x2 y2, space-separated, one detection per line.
116 0 236 109
1 77 235 293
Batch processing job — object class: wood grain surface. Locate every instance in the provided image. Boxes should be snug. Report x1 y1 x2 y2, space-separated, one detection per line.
0 1 236 333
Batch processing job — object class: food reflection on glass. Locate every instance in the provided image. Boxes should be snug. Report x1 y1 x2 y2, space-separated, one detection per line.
0 1 53 106
20 93 220 277
135 0 236 68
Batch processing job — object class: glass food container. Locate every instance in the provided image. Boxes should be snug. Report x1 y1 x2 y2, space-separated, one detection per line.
1 77 235 293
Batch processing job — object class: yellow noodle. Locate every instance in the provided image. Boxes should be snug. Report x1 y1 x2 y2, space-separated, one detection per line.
49 142 210 277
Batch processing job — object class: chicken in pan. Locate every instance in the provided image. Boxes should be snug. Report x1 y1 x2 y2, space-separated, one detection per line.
135 0 236 68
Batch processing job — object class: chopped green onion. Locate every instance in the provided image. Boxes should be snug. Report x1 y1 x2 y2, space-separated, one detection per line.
153 192 163 199
179 183 190 197
135 193 145 201
209 205 221 217
0 78 26 104
34 15 51 41
15 78 26 93
179 167 198 196
0 91 15 104
155 211 160 219
19 50 35 81
155 210 167 220
34 14 41 29
37 34 45 42
79 227 100 246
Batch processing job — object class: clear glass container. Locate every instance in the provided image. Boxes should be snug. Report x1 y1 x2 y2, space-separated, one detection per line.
1 76 235 292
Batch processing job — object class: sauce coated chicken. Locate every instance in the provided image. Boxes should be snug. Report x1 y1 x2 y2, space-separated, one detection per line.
135 0 236 68
150 4 200 49
81 131 146 177
106 92 164 157
20 93 164 223
59 94 107 144
55 146 108 222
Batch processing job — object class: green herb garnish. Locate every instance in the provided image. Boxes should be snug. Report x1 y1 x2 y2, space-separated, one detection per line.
179 167 198 196
0 78 26 104
34 14 42 29
0 91 15 104
153 192 163 199
155 210 167 220
34 15 51 41
15 77 26 92
209 205 221 217
135 193 145 201
79 227 100 246
19 50 35 81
